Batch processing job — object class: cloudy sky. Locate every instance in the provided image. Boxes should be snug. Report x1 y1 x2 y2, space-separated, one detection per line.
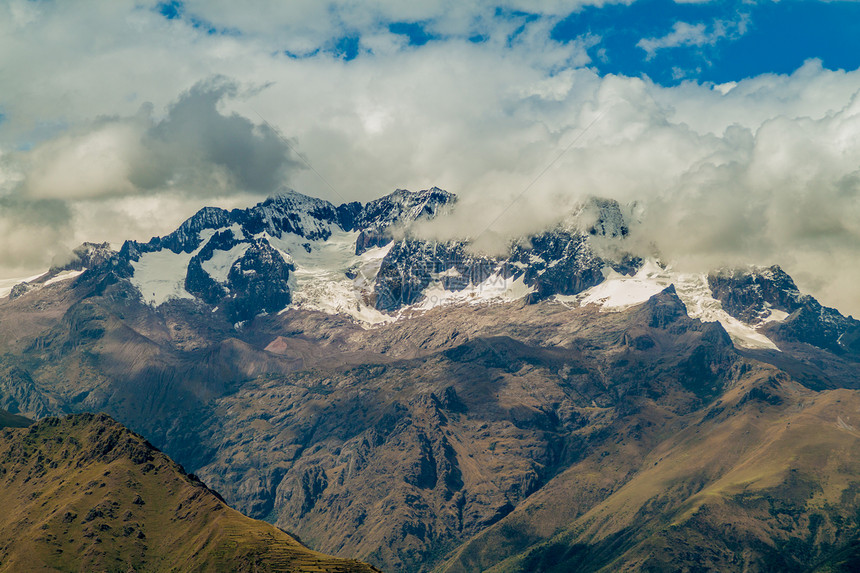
1 0 860 314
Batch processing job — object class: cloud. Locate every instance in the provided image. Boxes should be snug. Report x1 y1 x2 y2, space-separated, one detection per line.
411 68 860 316
13 78 297 200
0 2 859 318
0 195 71 272
637 15 749 60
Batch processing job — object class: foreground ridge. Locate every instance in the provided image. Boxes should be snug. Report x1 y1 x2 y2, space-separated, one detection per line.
0 413 379 573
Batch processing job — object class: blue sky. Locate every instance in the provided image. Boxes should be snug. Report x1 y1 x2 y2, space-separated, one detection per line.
152 0 860 85
551 0 860 84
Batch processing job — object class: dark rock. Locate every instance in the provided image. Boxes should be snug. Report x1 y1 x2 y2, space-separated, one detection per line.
52 242 116 273
374 240 501 311
708 266 803 323
637 286 687 329
8 282 32 300
224 239 293 323
709 266 860 354
184 229 241 305
351 188 455 255
511 230 604 301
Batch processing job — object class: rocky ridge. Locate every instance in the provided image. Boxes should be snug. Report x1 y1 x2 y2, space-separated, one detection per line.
709 266 860 354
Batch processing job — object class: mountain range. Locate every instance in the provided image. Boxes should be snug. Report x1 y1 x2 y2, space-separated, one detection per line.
1 187 859 572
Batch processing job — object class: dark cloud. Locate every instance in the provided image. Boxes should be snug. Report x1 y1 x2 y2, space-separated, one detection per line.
14 77 299 201
143 77 300 193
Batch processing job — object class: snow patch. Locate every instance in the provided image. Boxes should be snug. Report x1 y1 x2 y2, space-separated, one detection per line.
130 229 215 306
570 260 669 310
44 269 85 286
227 222 245 240
412 271 534 311
564 259 781 351
762 307 789 323
201 242 250 283
131 250 196 306
264 230 395 326
672 272 780 351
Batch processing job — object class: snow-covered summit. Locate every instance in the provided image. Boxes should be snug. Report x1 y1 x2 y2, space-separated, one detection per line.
118 187 457 322
560 196 630 238
17 186 854 357
351 187 455 255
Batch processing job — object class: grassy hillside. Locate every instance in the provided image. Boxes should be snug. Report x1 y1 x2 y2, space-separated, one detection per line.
0 413 379 573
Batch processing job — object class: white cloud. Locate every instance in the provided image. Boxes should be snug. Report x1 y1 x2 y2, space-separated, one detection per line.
0 2 859 317
637 14 749 60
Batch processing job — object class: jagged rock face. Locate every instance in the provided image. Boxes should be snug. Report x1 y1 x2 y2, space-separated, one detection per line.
708 265 803 322
51 242 116 273
374 240 502 311
40 189 643 321
185 230 239 305
122 188 454 263
224 239 293 323
111 188 460 317
511 197 643 300
123 206 233 259
510 230 605 301
351 187 455 255
243 192 344 241
372 197 638 311
184 230 295 322
8 282 32 300
352 187 455 231
118 191 344 263
0 367 54 418
772 300 860 354
709 266 860 354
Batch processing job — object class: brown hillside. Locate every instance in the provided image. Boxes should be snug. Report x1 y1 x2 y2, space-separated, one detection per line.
0 413 379 573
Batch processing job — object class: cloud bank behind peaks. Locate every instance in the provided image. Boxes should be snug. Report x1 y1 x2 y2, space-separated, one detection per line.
0 1 859 317
413 71 860 317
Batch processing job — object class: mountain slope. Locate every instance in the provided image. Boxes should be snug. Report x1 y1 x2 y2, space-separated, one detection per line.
1 188 859 571
0 413 378 573
441 375 860 572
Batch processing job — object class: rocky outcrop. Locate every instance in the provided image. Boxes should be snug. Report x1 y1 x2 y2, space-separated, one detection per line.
224 239 293 323
709 265 860 354
0 367 56 419
350 187 455 255
52 242 116 272
374 240 502 311
372 201 640 311
510 229 605 301
708 265 803 322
